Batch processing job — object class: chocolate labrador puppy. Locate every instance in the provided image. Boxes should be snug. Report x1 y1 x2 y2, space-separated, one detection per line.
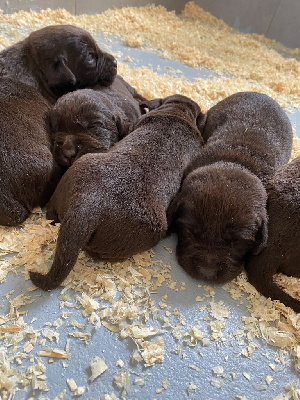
0 25 117 226
0 78 55 226
245 157 300 312
29 94 206 290
0 24 117 103
168 92 293 283
50 75 146 168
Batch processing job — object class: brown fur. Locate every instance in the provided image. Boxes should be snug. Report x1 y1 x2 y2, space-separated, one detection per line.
168 92 293 283
29 94 205 290
0 25 117 226
0 78 58 226
0 25 117 104
245 157 300 312
50 75 146 167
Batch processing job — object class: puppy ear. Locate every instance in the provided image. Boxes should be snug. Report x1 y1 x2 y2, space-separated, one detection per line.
252 215 268 255
167 192 184 229
139 98 164 113
114 115 133 139
196 112 207 135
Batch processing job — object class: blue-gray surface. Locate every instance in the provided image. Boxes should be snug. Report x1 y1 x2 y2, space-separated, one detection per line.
1 235 299 400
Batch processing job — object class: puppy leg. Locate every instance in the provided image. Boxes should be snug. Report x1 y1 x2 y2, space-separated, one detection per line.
0 195 30 226
246 257 300 313
39 164 64 208
30 209 95 290
46 201 60 224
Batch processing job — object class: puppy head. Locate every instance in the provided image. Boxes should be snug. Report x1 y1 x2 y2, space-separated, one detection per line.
140 94 207 134
28 25 117 98
50 90 120 167
168 162 268 283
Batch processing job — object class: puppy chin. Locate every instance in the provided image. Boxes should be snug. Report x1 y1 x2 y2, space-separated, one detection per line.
50 82 77 97
53 153 75 168
97 64 117 87
177 246 243 283
97 74 116 87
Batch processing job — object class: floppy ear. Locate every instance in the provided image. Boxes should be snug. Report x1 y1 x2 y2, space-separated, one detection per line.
114 115 134 139
139 98 164 113
167 192 184 229
196 112 207 135
252 215 268 255
29 36 77 89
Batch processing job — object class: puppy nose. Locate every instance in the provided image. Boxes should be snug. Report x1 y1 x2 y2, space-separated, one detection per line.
200 265 219 280
67 77 76 85
113 58 117 67
62 136 77 159
63 147 77 159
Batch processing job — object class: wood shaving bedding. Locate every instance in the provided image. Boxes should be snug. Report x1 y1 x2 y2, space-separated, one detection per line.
0 2 299 399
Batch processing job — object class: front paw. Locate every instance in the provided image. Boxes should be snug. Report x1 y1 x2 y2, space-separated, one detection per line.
29 271 59 291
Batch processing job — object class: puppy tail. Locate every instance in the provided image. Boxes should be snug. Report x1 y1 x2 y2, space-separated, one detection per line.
30 209 95 291
246 258 300 313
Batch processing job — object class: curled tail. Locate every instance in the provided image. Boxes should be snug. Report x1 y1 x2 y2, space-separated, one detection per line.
246 257 300 313
30 208 95 290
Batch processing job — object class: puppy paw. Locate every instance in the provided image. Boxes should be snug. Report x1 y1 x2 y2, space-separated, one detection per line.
29 271 59 291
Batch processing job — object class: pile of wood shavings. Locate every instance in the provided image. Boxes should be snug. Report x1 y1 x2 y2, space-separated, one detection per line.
0 2 300 399
0 2 299 108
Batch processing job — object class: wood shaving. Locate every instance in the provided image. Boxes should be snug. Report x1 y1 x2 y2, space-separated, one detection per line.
141 337 165 367
116 359 124 368
210 377 224 389
89 357 108 382
114 371 130 395
212 366 225 377
133 376 145 386
66 378 77 392
187 382 197 394
243 372 251 381
73 386 85 397
38 349 70 359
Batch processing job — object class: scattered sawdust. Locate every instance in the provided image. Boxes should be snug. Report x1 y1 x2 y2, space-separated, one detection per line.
89 357 108 382
0 2 299 399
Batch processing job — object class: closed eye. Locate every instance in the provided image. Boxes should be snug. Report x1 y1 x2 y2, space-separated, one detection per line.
86 52 97 66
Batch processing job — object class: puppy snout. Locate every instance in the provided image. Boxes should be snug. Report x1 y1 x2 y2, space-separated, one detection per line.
61 135 78 164
97 53 118 86
63 146 77 159
199 265 219 280
66 76 76 86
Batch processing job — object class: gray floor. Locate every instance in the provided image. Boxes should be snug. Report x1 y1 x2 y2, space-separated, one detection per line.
1 34 300 400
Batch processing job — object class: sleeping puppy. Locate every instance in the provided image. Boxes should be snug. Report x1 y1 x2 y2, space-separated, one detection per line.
50 75 146 168
0 24 117 104
168 92 293 283
0 26 117 226
29 94 206 290
0 78 57 226
245 157 300 312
